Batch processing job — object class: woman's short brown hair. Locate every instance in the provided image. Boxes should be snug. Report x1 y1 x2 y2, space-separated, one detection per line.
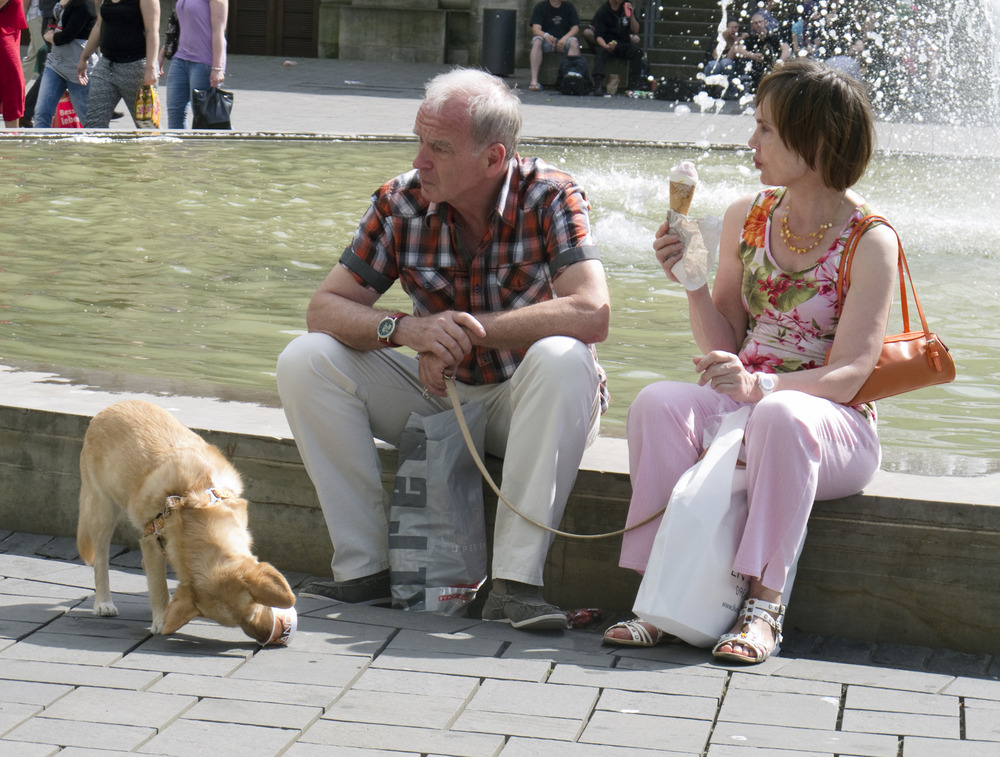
756 59 874 191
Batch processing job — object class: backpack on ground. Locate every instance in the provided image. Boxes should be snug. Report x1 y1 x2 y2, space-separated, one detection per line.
558 55 591 96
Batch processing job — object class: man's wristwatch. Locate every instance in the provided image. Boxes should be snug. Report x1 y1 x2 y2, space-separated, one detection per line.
376 312 408 347
756 372 776 397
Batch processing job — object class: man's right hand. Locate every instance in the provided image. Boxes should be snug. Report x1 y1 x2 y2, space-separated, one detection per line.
396 310 486 368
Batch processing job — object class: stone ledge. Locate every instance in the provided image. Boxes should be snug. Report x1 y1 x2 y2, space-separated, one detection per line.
1 363 998 654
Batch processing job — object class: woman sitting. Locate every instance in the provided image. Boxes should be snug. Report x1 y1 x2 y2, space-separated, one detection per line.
604 58 897 663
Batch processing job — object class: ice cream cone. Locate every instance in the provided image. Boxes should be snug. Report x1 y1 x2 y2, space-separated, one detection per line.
668 160 698 216
669 181 695 215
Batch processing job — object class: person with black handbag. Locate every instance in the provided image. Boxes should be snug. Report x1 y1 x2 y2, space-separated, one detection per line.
605 59 898 664
163 0 229 128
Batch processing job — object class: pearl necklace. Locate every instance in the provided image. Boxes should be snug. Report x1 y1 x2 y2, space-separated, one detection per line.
779 205 834 255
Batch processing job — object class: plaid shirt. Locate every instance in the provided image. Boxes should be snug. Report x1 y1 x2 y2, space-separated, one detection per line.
340 156 608 409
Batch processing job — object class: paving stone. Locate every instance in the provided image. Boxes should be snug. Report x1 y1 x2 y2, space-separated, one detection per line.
182 697 321 729
500 739 666 756
386 628 506 657
0 594 79 624
112 650 249 676
0 619 46 641
30 613 151 642
351 667 480 699
45 750 133 757
845 684 958 716
285 745 416 757
452 709 583 741
726 671 841 697
940 676 1000 701
0 659 162 690
0 535 56 559
548 664 727 699
902 735 1000 756
297 719 504 756
40 686 197 728
372 650 552 683
36 537 79 561
4 716 155 751
776 658 955 693
0 631 137 667
501 640 616 668
0 740 59 756
304 602 477 635
466 679 599 720
0 701 42 737
579 709 711 753
326 688 470 730
710 720 898 756
281 615 393 657
133 630 257 658
706 747 834 756
718 688 840 730
148 672 343 708
231 648 367 687
810 637 877 665
136 718 298 757
963 699 1000 741
840 708 957 738
0 679 73 706
870 642 933 670
927 648 991 678
0 577 92 601
596 688 718 721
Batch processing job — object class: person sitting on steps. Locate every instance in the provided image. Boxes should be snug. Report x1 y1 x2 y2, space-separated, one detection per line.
588 0 645 95
528 0 582 92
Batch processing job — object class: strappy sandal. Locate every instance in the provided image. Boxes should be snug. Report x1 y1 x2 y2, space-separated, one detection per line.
712 598 786 664
602 618 671 647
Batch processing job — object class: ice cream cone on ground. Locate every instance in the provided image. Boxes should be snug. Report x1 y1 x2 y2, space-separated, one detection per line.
668 160 698 216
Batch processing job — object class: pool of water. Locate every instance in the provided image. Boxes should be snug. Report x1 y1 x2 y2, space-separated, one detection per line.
1 136 997 475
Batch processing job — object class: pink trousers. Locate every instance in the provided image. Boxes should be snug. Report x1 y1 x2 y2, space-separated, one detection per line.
619 382 881 594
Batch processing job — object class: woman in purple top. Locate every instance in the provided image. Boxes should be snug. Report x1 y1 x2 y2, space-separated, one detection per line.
165 0 227 128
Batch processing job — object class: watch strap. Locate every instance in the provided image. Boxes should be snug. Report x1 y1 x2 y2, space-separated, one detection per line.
377 312 408 347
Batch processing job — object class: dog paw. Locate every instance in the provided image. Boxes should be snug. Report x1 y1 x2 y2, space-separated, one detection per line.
151 618 163 634
93 601 119 617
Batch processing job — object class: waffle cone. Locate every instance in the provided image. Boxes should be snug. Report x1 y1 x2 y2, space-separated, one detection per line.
670 181 695 215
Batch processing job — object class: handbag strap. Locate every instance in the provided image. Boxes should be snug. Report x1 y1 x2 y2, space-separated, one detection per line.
836 214 937 351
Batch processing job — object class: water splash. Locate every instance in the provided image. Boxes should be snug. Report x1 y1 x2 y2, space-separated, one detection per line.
716 0 1000 126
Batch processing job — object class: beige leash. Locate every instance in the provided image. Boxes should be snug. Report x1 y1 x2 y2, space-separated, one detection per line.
444 377 667 540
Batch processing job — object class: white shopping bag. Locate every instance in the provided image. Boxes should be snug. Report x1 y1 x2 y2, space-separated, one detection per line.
632 406 751 647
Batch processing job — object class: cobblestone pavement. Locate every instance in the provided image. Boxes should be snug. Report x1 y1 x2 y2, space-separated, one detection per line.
2 530 998 756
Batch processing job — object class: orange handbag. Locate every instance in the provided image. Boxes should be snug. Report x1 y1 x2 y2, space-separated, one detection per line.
829 215 956 405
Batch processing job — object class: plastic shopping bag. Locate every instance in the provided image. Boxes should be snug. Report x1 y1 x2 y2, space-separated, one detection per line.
134 85 160 129
192 87 233 129
389 403 488 615
52 93 82 128
632 407 751 647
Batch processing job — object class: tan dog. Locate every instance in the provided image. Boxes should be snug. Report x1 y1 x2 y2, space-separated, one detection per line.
77 400 296 643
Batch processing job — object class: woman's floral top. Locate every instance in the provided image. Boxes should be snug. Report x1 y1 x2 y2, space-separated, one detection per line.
738 188 871 398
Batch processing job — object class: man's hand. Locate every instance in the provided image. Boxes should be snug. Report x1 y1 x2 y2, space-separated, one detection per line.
397 311 486 367
417 352 455 397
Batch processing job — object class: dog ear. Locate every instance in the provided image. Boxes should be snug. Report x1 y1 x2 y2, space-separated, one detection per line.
243 560 296 609
161 584 200 634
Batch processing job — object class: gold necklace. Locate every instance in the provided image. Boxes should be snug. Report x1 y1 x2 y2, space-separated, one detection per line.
779 205 834 255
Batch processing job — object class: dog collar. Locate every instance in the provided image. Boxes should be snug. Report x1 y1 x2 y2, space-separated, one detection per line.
143 495 182 538
142 488 236 538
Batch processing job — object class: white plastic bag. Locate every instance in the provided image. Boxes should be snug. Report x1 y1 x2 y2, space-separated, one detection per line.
632 407 751 647
389 403 488 615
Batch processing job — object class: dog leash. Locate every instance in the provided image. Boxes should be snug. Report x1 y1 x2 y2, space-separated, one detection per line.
443 377 667 540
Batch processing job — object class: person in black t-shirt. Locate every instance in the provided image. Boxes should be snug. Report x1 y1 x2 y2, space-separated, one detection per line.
528 0 581 91
733 11 790 93
589 0 644 94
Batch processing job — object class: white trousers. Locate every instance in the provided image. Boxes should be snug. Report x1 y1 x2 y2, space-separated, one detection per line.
276 333 602 586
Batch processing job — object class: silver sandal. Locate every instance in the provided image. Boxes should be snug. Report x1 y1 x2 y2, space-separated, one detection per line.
602 618 671 647
712 598 785 664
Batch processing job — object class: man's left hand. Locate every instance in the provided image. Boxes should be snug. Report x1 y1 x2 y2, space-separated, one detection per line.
417 352 456 397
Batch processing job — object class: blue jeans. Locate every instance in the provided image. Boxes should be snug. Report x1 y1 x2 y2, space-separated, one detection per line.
166 56 211 129
34 67 89 128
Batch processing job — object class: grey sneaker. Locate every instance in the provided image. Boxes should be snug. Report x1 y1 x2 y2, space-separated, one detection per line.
299 570 391 606
482 581 568 630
